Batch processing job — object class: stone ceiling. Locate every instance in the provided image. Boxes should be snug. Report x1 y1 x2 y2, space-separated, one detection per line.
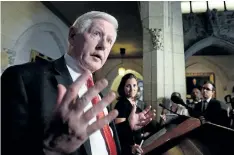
42 1 234 58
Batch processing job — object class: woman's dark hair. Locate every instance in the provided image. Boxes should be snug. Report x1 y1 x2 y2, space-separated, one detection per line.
117 73 137 99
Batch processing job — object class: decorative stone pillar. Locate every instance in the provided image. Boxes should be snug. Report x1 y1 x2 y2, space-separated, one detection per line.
140 1 186 122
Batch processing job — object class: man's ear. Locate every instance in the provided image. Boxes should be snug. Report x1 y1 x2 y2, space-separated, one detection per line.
68 26 77 46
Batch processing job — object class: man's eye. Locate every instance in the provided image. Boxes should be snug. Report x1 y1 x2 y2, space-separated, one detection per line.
107 39 112 44
94 31 100 36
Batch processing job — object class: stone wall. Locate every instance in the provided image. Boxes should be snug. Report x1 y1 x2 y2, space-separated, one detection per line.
186 56 234 102
1 1 68 74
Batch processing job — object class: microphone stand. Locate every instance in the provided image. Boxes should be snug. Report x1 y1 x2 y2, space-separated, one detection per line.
159 103 186 117
159 103 207 125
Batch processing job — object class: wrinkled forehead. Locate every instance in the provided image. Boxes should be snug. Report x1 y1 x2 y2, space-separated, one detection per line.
89 19 117 37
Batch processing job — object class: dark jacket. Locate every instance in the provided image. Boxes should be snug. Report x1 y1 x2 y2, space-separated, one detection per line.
114 97 147 155
1 56 121 155
191 99 230 127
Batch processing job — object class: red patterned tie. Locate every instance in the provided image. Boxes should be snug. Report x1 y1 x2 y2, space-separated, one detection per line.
86 76 117 155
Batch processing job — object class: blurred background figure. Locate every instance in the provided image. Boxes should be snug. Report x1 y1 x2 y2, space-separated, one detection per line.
191 88 203 103
160 92 189 125
137 80 144 101
187 88 203 116
224 86 234 128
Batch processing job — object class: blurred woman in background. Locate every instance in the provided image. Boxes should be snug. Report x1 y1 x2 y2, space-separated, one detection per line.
114 73 153 155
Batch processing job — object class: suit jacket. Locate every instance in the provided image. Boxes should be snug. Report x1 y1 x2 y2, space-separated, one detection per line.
191 99 230 127
2 56 121 155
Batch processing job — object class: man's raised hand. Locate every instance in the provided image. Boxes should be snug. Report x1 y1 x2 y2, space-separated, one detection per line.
44 70 118 154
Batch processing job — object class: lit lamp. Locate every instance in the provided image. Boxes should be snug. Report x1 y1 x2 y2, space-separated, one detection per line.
118 48 126 76
118 67 125 76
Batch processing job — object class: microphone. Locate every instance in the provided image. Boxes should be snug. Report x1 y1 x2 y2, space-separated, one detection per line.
170 95 190 109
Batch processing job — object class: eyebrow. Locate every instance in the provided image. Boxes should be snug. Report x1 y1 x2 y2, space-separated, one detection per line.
91 26 114 40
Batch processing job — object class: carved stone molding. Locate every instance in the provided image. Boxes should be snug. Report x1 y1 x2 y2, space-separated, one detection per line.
147 28 164 51
4 48 16 65
183 10 234 51
1 48 16 73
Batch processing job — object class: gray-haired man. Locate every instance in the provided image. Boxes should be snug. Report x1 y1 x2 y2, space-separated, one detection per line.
2 11 154 155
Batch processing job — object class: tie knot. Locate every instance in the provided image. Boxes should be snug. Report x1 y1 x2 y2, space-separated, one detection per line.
86 76 94 88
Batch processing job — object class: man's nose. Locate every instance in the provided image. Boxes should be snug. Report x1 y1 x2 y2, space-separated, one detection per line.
96 38 107 51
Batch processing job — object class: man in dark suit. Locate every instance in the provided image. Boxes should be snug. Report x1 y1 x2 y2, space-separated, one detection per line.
2 11 154 155
191 81 230 127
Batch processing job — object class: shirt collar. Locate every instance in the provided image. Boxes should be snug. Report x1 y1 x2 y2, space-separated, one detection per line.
64 53 93 78
64 53 83 74
206 97 212 103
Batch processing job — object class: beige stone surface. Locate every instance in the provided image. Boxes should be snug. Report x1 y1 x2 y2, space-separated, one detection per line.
140 1 186 121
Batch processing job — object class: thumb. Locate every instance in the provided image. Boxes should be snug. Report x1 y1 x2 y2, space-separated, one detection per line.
56 84 67 105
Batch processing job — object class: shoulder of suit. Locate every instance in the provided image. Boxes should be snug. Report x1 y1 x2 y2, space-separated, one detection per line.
2 61 54 81
211 99 228 109
194 101 203 108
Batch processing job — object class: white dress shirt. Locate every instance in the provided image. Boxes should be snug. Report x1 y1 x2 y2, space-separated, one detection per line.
206 97 212 103
64 53 109 155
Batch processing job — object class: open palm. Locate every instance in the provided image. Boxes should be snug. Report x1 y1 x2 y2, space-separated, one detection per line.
128 104 156 130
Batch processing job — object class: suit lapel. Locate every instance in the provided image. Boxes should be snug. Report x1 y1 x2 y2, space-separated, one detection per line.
52 56 92 155
53 56 73 88
83 140 92 155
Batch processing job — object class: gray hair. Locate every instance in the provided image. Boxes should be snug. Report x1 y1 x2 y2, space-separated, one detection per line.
72 11 118 40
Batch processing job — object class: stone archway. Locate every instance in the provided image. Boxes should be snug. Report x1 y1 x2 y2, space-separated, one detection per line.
185 36 234 60
186 57 229 101
12 22 67 65
95 59 143 99
110 69 143 93
103 61 142 94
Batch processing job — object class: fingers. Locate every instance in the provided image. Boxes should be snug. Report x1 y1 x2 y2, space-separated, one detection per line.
61 70 90 107
137 117 152 127
87 110 118 136
144 110 156 120
82 92 116 121
136 146 144 154
76 79 109 112
57 84 67 105
141 105 151 115
133 144 144 154
160 114 166 121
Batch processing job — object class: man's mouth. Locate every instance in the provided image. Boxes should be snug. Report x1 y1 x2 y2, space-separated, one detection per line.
91 54 102 60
